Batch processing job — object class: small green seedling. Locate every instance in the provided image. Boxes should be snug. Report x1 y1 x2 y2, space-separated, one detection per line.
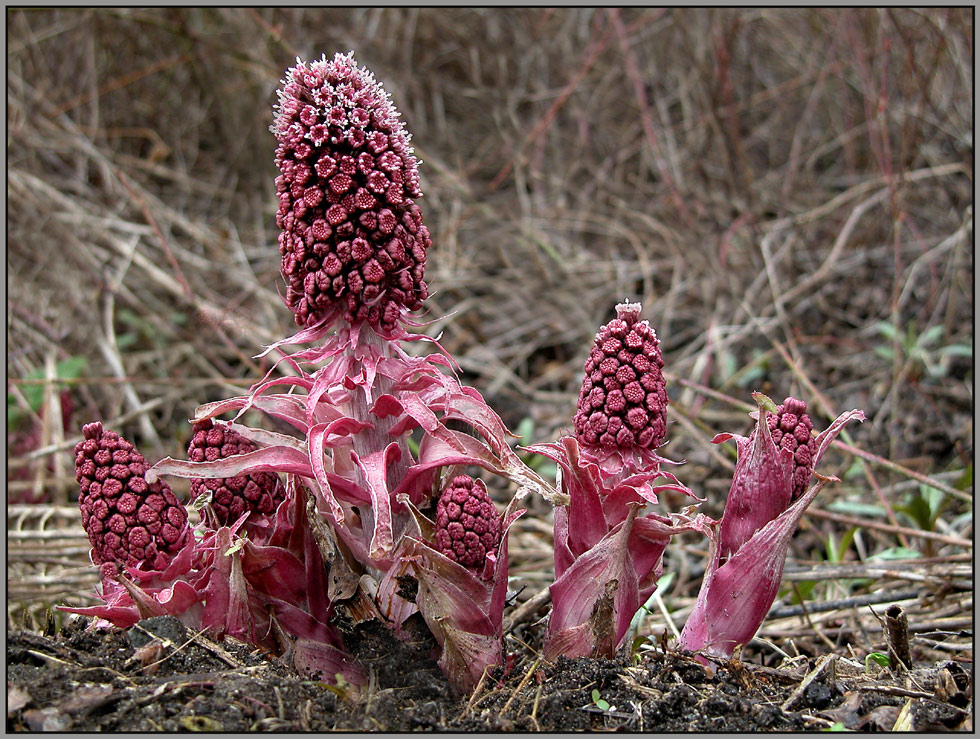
865 652 891 673
591 689 610 711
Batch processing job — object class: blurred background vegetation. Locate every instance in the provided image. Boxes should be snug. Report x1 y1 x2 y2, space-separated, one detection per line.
7 8 973 649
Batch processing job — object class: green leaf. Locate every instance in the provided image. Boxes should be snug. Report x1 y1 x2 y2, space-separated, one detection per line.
954 465 972 491
515 416 534 442
824 720 852 732
591 689 610 711
865 652 891 672
938 343 974 359
7 356 88 431
827 500 886 518
873 345 895 361
874 321 900 342
788 579 817 605
751 392 778 414
866 547 921 563
916 324 945 348
223 538 246 556
191 491 213 511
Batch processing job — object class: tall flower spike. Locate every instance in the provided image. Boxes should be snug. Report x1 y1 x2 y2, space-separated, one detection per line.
74 422 189 571
530 301 700 661
273 52 431 331
187 418 286 526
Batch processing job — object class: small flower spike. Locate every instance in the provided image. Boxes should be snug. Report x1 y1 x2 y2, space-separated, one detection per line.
75 422 188 571
273 52 431 330
434 475 502 571
766 397 817 501
187 419 286 526
678 394 865 661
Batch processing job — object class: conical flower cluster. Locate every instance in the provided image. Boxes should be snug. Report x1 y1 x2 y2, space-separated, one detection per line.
187 419 285 525
74 422 188 570
765 397 817 500
273 52 431 330
573 302 668 452
434 475 501 571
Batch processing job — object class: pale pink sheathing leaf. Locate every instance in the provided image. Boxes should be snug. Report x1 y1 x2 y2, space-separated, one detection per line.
714 406 794 562
813 409 866 467
266 597 336 646
147 446 314 484
398 392 557 503
113 574 168 620
399 541 497 695
392 432 507 507
552 505 575 581
253 315 335 359
225 422 307 453
309 421 349 525
192 376 321 428
155 580 203 617
402 538 495 633
627 513 681 598
200 528 255 643
350 442 404 559
369 393 404 419
542 622 595 662
551 437 607 559
58 603 142 628
434 623 502 697
240 541 308 607
677 477 832 659
374 564 419 634
545 506 642 660
488 506 524 619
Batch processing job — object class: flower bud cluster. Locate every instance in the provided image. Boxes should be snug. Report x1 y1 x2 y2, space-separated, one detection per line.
187 419 285 524
74 422 187 570
573 302 668 451
274 52 431 330
434 476 501 569
765 397 816 500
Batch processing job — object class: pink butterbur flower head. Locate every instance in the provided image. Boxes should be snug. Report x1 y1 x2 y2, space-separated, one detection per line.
573 301 671 477
766 396 817 501
434 475 502 572
273 52 431 332
528 300 700 661
381 481 523 695
74 422 188 571
187 418 286 527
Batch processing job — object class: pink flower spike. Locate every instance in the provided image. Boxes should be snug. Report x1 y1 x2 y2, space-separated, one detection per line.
678 395 865 661
273 52 431 331
388 489 524 696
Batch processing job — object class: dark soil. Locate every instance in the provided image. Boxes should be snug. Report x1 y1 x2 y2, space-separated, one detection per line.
6 615 972 732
